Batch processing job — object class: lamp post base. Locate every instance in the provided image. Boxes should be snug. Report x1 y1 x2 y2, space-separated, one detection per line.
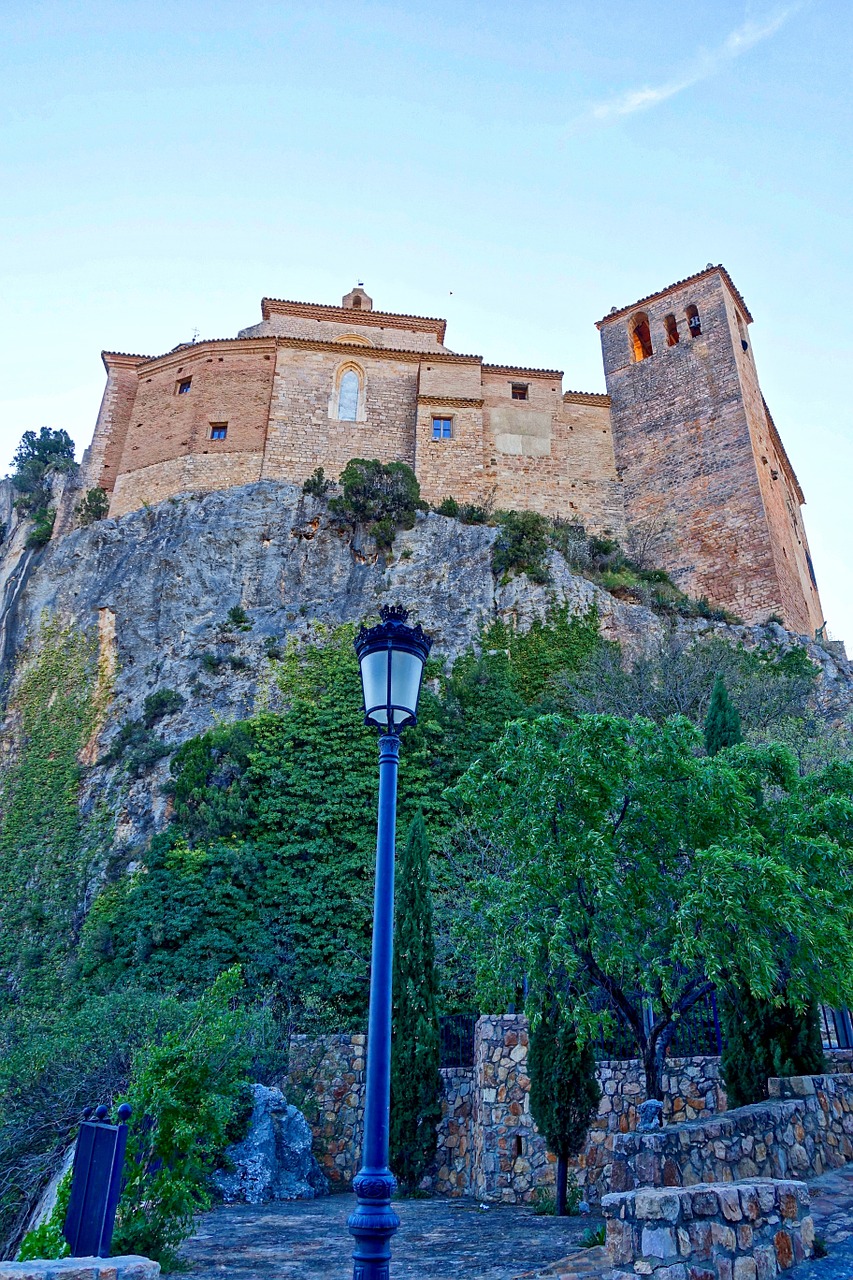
347 1168 400 1280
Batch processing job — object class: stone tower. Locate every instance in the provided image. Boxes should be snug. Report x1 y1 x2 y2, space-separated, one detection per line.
597 265 823 635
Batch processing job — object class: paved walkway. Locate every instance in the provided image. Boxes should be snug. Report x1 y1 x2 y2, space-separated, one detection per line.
788 1164 853 1280
174 1195 608 1280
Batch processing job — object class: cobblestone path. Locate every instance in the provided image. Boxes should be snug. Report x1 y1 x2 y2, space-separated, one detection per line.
174 1195 609 1280
789 1165 853 1280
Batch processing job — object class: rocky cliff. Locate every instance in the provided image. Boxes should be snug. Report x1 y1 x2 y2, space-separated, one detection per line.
0 478 850 863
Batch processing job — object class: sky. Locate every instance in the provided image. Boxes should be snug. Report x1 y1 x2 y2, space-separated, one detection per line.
1 1 851 641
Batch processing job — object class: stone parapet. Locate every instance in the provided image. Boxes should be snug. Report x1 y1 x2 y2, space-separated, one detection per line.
606 1074 853 1204
603 1180 814 1279
0 1259 159 1280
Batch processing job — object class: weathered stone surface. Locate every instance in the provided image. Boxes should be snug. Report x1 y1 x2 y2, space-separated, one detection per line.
213 1084 328 1204
0 1259 157 1280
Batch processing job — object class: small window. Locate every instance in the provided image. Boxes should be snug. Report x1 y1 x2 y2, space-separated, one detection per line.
686 305 701 338
513 1134 523 1159
337 369 360 421
352 296 362 309
664 314 680 347
630 312 653 361
177 378 192 395
210 423 228 440
511 383 529 401
432 417 452 440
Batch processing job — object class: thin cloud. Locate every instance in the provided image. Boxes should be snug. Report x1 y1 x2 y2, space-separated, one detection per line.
584 6 802 125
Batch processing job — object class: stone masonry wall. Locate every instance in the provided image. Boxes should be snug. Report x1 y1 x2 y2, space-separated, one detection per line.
603 1180 814 1280
605 1073 853 1205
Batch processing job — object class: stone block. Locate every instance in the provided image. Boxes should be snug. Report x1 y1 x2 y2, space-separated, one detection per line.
773 1230 793 1270
641 1225 677 1259
733 1261 757 1280
0 1261 159 1280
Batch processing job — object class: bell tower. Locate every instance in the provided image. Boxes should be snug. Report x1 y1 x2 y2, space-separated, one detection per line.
597 265 823 635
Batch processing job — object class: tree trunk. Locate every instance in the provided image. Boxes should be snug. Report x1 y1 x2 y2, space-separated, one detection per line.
642 1041 664 1102
555 1154 568 1216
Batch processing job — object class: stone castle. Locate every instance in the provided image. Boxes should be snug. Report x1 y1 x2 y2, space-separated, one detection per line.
79 264 824 635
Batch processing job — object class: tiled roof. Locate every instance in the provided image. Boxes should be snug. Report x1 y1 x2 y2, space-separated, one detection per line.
483 363 563 378
261 296 447 341
596 265 753 327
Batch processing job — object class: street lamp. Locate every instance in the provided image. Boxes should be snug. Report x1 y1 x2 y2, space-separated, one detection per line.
348 604 433 1280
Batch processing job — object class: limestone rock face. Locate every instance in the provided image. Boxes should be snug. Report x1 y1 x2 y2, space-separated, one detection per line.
0 478 850 858
214 1085 328 1204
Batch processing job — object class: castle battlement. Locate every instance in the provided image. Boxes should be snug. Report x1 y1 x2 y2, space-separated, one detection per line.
80 266 823 635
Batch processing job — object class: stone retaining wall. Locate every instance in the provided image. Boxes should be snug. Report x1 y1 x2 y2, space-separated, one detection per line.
603 1181 814 1279
606 1073 853 1204
0 1259 159 1280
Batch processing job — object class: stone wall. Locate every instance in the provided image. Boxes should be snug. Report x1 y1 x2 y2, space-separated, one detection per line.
603 1180 814 1279
285 1015 727 1203
605 1073 853 1204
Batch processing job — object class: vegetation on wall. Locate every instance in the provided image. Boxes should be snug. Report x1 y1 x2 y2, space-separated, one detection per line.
76 487 109 526
329 458 425 550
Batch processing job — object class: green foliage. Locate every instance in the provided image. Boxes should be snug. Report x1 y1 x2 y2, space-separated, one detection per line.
452 714 853 1099
10 429 76 515
528 996 600 1214
329 458 424 548
390 815 442 1194
112 969 252 1267
0 619 103 1002
302 467 333 498
435 497 459 517
17 1173 71 1260
26 508 57 549
169 721 256 843
720 992 825 1107
200 651 221 673
704 675 743 755
580 1224 607 1248
143 688 185 727
225 605 252 632
100 719 170 777
76 487 110 526
492 510 551 584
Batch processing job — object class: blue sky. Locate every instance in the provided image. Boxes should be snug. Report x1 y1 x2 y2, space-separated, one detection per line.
1 1 851 640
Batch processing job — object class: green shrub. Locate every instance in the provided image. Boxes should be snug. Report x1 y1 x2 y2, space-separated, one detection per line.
329 458 424 549
302 467 332 498
263 636 283 660
10 428 76 518
200 651 221 673
124 736 171 778
720 991 825 1107
112 969 253 1268
17 1174 71 1261
459 503 488 524
435 496 459 517
143 689 185 728
580 1224 607 1248
26 508 56 549
76 487 110 526
491 510 551 584
225 605 252 632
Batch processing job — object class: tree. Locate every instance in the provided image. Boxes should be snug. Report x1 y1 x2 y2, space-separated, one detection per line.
329 458 424 549
9 428 76 516
705 675 743 755
720 990 825 1107
528 995 600 1215
453 714 853 1101
390 814 442 1193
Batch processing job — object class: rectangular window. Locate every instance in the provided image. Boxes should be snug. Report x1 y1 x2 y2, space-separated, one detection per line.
210 423 228 440
511 383 529 400
177 378 192 395
432 417 453 440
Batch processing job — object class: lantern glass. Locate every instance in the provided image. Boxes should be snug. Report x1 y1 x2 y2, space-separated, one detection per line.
354 607 432 731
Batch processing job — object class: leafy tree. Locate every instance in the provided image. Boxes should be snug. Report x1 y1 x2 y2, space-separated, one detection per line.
720 990 825 1107
705 675 743 755
302 467 332 498
528 995 600 1215
329 458 424 547
112 968 252 1268
453 714 853 1100
9 430 76 519
390 815 442 1193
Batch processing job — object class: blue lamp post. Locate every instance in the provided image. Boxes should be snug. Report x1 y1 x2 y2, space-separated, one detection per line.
348 604 433 1280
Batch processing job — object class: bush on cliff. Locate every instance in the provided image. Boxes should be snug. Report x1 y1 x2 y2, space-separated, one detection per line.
329 458 425 548
9 428 77 548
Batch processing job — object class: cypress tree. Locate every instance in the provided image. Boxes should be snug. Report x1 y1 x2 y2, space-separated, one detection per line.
528 995 600 1215
389 814 442 1193
704 675 743 755
720 989 825 1107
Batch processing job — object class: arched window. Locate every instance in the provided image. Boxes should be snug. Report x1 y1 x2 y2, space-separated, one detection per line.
630 312 653 362
336 368 361 421
686 305 701 338
352 296 362 309
664 314 680 347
